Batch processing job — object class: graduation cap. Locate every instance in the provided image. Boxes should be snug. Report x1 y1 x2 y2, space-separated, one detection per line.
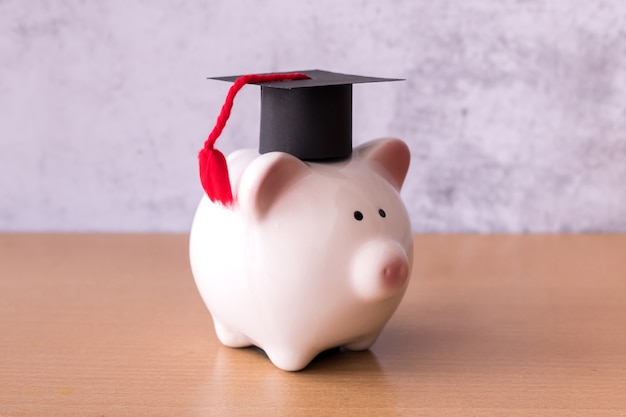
198 69 401 206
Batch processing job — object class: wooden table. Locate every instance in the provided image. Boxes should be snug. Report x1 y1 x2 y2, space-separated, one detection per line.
1 234 625 416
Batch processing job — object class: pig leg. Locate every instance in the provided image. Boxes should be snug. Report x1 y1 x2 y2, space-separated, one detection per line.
264 345 318 372
213 319 252 348
343 332 381 351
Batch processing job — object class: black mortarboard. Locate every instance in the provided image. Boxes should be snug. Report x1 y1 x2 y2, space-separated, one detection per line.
211 69 401 161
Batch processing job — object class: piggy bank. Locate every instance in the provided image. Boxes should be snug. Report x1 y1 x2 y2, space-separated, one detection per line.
189 137 413 371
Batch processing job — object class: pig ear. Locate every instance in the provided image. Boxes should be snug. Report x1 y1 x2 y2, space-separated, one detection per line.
357 137 410 190
237 152 310 220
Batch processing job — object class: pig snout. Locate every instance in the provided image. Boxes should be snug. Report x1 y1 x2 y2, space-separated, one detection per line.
350 240 410 301
383 257 409 287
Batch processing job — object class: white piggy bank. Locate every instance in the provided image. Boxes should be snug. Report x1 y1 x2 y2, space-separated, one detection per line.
189 137 413 371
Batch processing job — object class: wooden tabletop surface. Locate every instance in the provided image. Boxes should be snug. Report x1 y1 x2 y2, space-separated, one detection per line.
1 233 625 416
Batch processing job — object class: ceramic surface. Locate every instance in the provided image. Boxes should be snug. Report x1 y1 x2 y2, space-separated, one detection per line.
189 138 413 371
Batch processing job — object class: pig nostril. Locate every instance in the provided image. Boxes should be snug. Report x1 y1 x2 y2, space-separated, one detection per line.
383 266 394 278
382 260 408 287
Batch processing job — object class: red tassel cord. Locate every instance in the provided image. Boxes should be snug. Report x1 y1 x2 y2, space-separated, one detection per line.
198 72 310 207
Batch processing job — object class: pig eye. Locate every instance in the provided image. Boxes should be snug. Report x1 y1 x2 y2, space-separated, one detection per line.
378 209 386 218
353 211 364 221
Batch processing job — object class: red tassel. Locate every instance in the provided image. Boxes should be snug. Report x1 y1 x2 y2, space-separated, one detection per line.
198 147 232 205
198 72 310 207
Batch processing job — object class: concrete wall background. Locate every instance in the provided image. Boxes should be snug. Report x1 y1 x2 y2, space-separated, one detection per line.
1 0 625 232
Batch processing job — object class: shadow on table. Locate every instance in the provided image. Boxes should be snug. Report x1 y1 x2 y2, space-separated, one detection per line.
206 344 401 412
216 344 383 373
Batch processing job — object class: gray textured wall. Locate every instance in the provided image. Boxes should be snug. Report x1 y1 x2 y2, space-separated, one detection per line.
1 0 625 232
